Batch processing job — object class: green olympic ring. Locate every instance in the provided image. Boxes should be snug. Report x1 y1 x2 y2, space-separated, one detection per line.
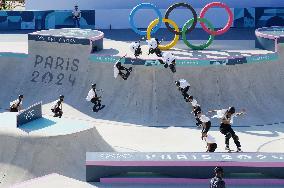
182 17 215 50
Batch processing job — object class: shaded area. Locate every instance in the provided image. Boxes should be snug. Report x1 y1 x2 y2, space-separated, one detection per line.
19 117 56 133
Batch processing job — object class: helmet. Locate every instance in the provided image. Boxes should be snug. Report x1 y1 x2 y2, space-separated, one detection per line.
92 84 96 88
175 81 180 86
19 94 23 98
59 95 64 99
228 107 236 114
116 61 122 67
214 167 224 173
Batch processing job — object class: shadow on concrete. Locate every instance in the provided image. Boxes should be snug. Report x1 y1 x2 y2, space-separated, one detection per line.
19 117 56 133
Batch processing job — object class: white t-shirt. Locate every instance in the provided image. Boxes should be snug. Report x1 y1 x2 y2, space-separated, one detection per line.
10 99 22 108
204 134 216 144
191 99 199 107
179 79 190 89
200 115 210 123
114 63 119 78
162 52 175 65
51 100 62 110
72 9 81 18
212 109 235 124
86 89 97 101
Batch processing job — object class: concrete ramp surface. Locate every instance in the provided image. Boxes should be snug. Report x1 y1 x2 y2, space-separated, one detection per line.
0 31 283 187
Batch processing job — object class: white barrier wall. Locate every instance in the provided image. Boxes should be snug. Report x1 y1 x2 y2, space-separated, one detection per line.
26 0 284 10
95 9 234 29
25 0 284 29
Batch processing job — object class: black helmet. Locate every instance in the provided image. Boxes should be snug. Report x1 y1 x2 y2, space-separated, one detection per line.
19 94 24 98
228 107 236 114
116 61 122 66
214 167 224 173
59 95 64 99
175 81 180 86
92 84 96 88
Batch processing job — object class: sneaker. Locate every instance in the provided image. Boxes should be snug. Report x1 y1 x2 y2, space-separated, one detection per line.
225 146 231 151
237 147 243 152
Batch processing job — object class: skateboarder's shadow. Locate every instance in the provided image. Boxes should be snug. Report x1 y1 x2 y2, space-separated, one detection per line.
19 118 56 133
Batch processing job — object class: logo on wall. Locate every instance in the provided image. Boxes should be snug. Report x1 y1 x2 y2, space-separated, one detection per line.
31 55 79 86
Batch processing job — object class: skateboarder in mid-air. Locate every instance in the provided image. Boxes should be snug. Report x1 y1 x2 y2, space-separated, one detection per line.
51 95 64 118
160 52 176 73
175 79 190 99
114 55 133 80
209 107 245 152
10 95 24 112
129 41 142 58
203 132 218 152
196 111 215 152
197 111 212 135
186 96 202 127
147 38 162 57
86 84 104 112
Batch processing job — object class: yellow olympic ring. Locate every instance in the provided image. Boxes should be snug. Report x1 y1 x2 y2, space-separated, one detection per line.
147 18 179 51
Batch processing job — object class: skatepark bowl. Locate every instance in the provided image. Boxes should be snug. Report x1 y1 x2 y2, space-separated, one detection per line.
0 26 283 187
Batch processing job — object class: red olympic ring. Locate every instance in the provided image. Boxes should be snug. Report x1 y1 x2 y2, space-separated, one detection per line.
199 2 233 36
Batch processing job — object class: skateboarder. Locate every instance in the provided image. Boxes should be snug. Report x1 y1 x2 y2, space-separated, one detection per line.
86 84 104 112
51 95 64 118
114 56 132 80
203 132 217 152
197 111 212 135
72 4 81 28
129 41 142 58
175 79 190 99
209 107 245 152
10 95 24 112
210 167 226 188
187 96 202 127
161 52 176 73
146 38 162 57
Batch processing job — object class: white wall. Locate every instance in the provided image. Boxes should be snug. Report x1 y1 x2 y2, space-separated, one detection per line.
26 0 284 10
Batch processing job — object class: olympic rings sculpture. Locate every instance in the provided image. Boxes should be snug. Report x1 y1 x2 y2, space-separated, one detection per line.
129 2 233 50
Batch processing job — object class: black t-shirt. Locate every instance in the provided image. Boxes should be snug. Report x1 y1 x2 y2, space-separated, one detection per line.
210 176 226 188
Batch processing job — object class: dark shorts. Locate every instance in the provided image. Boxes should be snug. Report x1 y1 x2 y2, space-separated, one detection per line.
10 107 18 112
202 121 211 133
91 97 100 104
193 106 202 116
220 123 231 134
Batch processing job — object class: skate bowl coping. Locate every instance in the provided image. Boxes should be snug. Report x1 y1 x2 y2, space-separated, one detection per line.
255 26 284 52
86 152 284 182
28 28 104 53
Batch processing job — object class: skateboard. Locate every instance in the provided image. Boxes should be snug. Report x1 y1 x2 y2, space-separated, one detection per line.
93 104 105 112
123 67 132 80
227 149 243 153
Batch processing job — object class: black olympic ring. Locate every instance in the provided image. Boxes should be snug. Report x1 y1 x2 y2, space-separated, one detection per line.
164 2 198 35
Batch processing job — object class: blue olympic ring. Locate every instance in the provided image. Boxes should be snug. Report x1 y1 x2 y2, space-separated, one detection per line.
129 3 163 36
